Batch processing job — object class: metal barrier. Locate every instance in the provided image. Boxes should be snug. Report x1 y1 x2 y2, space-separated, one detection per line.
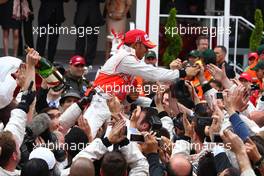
159 14 262 72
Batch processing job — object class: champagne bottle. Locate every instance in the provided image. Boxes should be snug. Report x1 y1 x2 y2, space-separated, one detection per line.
25 46 66 92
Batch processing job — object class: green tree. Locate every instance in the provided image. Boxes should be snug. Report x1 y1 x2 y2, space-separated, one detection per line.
250 9 264 52
162 8 182 66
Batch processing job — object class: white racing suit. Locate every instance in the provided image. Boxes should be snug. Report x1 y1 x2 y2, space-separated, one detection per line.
83 45 181 138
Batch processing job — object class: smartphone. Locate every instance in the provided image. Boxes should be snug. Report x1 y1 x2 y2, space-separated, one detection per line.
130 134 144 143
216 92 223 99
212 133 223 143
197 117 213 126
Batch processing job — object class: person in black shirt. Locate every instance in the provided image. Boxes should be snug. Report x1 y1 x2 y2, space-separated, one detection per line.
36 0 69 63
214 45 236 79
74 0 105 66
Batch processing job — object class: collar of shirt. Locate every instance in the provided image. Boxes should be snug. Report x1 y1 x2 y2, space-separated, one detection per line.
0 167 20 176
46 97 60 108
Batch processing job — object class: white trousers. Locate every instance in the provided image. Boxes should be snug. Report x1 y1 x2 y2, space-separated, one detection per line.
83 92 111 139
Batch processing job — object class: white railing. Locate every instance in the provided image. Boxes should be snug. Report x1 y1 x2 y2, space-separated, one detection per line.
159 14 261 73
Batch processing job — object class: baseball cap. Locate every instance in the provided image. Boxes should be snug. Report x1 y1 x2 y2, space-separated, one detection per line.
257 44 264 55
124 29 156 49
252 60 264 71
59 90 81 105
29 147 56 170
201 49 216 59
248 52 258 60
239 72 252 82
188 50 201 58
145 50 157 59
69 55 86 66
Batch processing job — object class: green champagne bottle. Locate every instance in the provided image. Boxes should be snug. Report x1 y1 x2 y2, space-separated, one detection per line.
25 46 66 92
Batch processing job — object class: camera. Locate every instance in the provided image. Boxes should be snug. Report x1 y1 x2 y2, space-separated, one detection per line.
196 116 213 127
170 79 195 109
216 92 223 99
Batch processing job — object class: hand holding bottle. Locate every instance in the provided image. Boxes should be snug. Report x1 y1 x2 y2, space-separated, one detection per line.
25 46 66 92
26 48 40 67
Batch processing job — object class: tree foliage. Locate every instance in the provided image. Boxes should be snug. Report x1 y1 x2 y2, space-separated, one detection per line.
162 8 182 66
250 9 264 52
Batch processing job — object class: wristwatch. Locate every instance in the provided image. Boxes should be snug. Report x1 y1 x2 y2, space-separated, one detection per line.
255 156 264 169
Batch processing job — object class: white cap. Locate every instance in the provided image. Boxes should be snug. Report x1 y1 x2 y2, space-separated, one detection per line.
29 147 56 170
0 56 22 109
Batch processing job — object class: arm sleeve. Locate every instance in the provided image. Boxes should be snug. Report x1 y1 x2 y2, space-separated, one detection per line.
146 153 165 176
120 142 149 176
116 56 180 82
161 116 174 140
4 109 27 147
229 113 250 141
172 140 191 156
59 103 82 133
36 88 49 113
202 83 218 109
72 138 108 162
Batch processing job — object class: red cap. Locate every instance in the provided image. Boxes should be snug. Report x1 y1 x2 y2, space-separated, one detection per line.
69 55 86 66
124 29 156 49
248 52 258 60
239 72 252 82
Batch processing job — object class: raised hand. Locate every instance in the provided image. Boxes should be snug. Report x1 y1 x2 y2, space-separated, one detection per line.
207 64 226 82
107 96 122 115
78 115 93 142
208 114 222 141
140 131 159 154
185 65 200 77
130 106 141 129
26 48 40 67
182 113 193 138
245 138 262 164
170 58 182 70
108 119 126 144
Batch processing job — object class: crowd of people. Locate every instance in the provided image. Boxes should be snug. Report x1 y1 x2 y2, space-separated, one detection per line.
0 27 264 176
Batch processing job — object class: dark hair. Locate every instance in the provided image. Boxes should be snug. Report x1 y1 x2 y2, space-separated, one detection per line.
196 36 208 46
101 151 127 176
65 127 89 165
250 135 264 157
140 107 159 124
160 127 170 139
197 152 217 176
0 131 16 167
192 103 213 142
215 45 227 55
194 103 212 117
40 107 60 120
21 159 50 176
